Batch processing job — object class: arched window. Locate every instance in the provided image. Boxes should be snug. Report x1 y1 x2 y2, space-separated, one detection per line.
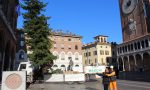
75 65 79 67
145 39 149 47
75 52 79 60
68 52 72 60
122 46 125 53
134 43 137 50
128 44 130 51
131 44 133 51
61 65 65 67
19 51 24 60
61 52 65 60
137 42 140 49
119 47 122 53
53 65 58 67
141 40 145 48
53 51 59 59
61 44 64 49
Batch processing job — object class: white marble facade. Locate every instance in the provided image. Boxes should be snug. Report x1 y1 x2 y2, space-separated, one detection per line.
52 51 83 72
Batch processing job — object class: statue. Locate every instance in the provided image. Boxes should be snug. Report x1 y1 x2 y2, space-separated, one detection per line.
68 57 74 71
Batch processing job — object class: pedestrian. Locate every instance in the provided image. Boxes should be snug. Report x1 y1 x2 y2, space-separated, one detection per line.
97 67 110 90
106 66 117 90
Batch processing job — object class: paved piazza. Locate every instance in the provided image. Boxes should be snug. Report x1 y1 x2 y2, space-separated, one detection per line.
1 79 150 90
27 80 150 90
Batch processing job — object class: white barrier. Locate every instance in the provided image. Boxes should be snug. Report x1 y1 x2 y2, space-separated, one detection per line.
44 73 85 82
44 74 64 82
65 74 85 82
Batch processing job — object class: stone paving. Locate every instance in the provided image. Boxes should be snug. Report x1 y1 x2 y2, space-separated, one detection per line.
27 80 150 90
1 80 150 90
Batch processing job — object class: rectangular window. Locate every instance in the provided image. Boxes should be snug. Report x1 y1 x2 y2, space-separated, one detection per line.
95 59 97 63
84 53 86 57
93 51 97 55
105 51 109 55
61 58 65 60
89 59 90 64
85 60 87 65
100 50 104 55
88 52 91 56
75 58 79 60
21 34 24 38
61 44 64 49
68 38 71 41
20 41 24 47
68 45 71 50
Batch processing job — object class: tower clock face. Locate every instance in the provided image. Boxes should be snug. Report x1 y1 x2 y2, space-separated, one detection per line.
122 0 137 14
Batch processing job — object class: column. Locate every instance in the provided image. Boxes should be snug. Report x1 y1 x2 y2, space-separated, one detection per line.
140 41 142 49
141 53 144 70
117 58 119 70
134 55 138 71
127 56 130 71
122 57 125 71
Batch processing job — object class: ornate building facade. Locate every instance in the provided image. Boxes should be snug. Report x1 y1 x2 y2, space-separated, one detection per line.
117 0 150 71
50 31 83 72
82 35 112 66
0 0 19 80
15 29 27 70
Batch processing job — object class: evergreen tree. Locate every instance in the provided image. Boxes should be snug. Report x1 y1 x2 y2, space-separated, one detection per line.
21 0 56 73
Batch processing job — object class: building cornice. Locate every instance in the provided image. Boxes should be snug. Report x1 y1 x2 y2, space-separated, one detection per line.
119 34 150 46
53 34 82 38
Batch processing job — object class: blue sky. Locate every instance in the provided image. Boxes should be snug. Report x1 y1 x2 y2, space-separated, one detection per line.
17 0 122 44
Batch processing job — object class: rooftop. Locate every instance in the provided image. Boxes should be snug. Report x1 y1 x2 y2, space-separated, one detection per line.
52 30 82 38
94 35 108 39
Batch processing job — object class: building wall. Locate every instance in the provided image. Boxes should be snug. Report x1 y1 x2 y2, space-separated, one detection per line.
97 44 112 65
50 33 83 72
117 0 150 71
0 0 19 81
15 29 28 70
119 0 150 42
82 36 112 66
82 45 98 66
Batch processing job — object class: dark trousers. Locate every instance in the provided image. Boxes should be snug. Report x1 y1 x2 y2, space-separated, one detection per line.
103 84 109 90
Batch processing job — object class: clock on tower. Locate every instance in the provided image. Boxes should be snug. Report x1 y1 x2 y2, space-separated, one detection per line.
119 0 150 42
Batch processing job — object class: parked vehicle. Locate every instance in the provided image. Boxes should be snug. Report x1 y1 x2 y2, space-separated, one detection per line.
17 61 33 84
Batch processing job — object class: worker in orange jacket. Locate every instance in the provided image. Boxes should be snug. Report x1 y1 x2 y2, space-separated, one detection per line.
106 66 117 90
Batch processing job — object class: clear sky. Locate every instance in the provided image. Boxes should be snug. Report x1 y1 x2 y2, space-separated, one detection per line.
17 0 123 44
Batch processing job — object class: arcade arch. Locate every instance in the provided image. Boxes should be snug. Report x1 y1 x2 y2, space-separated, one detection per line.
143 52 150 71
135 54 143 70
129 55 135 71
118 57 123 71
123 56 129 71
